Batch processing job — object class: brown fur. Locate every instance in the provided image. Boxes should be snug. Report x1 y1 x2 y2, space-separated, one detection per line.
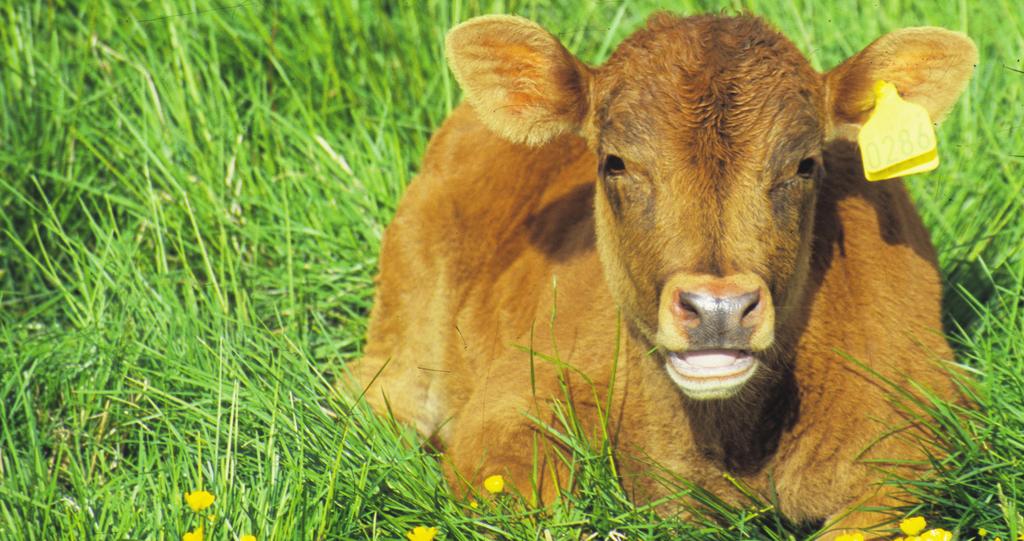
345 12 977 539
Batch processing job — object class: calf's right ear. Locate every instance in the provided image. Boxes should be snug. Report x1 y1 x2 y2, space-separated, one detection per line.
824 27 978 140
445 15 592 146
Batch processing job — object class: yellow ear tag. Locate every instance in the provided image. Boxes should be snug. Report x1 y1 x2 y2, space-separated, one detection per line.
857 81 939 181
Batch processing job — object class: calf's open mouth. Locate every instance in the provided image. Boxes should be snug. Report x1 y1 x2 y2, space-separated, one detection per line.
665 349 759 399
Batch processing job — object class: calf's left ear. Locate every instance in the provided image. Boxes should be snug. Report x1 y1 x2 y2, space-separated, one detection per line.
825 27 978 140
446 15 592 146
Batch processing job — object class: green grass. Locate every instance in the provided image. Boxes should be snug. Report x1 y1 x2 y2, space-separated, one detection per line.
1 1 1022 540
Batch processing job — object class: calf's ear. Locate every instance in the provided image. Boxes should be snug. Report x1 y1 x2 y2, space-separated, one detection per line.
824 27 977 140
446 15 591 146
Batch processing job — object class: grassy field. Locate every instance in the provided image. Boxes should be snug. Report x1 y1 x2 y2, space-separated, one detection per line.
1 1 1022 540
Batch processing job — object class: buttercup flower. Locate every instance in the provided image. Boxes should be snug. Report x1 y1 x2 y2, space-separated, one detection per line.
184 490 216 512
240 535 257 541
980 529 989 537
901 516 927 536
182 524 204 541
406 526 438 541
919 529 952 541
834 533 864 541
483 475 504 494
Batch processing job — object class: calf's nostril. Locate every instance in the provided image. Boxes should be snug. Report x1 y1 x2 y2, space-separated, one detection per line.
677 292 702 321
740 290 761 322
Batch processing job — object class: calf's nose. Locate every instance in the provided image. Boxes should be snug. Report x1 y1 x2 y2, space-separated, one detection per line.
657 273 775 352
675 289 762 331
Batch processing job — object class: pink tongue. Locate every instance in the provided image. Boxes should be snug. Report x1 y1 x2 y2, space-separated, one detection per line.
678 350 745 368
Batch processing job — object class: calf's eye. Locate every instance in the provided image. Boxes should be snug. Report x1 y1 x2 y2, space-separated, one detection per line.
771 156 820 197
602 154 626 176
796 157 817 178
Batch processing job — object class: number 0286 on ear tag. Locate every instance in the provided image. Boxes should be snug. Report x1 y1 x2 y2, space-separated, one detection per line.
857 81 939 181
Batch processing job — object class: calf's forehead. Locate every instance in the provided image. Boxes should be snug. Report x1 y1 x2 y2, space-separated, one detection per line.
592 14 825 172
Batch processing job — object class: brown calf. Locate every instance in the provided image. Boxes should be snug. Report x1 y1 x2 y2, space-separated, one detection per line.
346 12 976 539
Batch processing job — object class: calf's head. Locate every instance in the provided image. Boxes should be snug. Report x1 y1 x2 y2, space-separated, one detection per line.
447 13 976 399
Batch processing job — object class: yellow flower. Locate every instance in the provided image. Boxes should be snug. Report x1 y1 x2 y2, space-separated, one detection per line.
182 524 204 541
981 529 989 537
835 533 864 541
406 526 438 541
184 490 215 512
240 535 257 541
919 529 952 541
483 475 504 494
901 516 927 536
469 500 478 509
